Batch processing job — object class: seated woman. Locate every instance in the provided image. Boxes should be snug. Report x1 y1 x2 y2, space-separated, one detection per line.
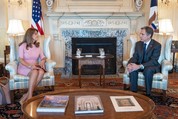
18 28 46 104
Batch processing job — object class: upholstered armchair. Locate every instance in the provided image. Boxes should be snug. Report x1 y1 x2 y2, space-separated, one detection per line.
5 35 56 100
123 35 173 97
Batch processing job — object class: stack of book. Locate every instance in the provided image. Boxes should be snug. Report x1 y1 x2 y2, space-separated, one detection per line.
36 95 69 113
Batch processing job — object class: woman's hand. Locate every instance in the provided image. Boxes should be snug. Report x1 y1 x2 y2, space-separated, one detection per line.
30 64 41 70
39 59 46 70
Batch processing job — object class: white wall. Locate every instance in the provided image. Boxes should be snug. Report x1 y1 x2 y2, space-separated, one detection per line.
158 0 178 40
0 0 8 59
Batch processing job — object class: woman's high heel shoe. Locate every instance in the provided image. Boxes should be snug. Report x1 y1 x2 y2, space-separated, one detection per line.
19 94 27 105
19 99 24 105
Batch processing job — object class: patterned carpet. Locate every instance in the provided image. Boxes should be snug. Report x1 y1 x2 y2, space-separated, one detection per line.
0 78 178 119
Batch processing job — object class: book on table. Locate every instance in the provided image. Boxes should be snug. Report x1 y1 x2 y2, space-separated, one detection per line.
110 96 143 112
75 95 104 114
36 95 69 113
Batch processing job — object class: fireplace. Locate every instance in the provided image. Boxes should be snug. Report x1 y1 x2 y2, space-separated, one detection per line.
59 29 128 77
72 37 116 75
45 1 144 77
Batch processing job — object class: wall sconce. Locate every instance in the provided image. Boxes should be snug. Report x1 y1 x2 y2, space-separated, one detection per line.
159 19 174 36
161 0 170 6
161 0 178 6
7 19 25 36
8 0 26 6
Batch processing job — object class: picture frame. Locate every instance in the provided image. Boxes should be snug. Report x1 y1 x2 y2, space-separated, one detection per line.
110 96 143 112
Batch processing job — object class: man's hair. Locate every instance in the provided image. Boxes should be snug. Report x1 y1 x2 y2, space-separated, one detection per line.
141 26 154 38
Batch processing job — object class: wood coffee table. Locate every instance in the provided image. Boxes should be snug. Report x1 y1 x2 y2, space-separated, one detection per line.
22 89 155 119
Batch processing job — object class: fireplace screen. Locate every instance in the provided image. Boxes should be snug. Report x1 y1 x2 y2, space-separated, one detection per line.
72 37 116 75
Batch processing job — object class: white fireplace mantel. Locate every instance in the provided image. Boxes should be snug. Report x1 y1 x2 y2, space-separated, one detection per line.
45 12 143 32
45 12 143 37
46 12 143 19
46 11 143 70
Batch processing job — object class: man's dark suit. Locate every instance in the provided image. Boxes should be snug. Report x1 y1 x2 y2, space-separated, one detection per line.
128 39 161 95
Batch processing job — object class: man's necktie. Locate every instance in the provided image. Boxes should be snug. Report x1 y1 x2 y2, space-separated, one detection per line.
142 43 147 63
143 43 147 54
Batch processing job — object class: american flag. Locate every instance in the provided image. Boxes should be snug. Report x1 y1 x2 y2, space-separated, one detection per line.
31 0 44 35
148 0 159 32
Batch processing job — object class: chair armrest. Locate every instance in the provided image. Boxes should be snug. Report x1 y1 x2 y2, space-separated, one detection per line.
5 61 18 77
45 59 56 72
123 59 129 68
122 59 129 74
161 60 173 77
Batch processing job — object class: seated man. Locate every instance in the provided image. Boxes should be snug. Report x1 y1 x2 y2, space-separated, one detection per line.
126 26 161 97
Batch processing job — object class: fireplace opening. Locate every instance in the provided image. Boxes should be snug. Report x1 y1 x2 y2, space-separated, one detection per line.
72 37 116 75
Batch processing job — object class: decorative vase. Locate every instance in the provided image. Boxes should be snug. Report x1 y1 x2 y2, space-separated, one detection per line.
134 0 143 11
46 0 54 12
76 48 82 56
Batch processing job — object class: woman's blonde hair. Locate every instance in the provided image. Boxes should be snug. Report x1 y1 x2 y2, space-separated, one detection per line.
19 28 40 49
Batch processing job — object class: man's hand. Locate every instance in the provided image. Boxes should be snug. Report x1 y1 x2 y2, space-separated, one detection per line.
127 63 141 73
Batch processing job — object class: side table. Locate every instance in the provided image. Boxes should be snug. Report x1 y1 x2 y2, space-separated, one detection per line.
4 45 10 77
171 41 178 72
0 63 3 77
78 57 105 88
72 54 114 88
4 45 10 66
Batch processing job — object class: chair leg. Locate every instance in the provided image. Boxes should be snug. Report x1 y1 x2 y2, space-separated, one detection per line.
44 86 54 91
124 84 130 90
162 90 167 102
50 86 54 91
44 86 48 90
124 84 127 90
10 90 14 104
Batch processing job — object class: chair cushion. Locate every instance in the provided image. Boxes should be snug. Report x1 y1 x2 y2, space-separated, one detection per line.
43 72 51 79
14 72 51 82
138 72 164 81
14 75 29 82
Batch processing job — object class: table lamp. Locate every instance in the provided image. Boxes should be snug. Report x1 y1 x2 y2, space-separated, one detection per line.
159 19 174 36
7 19 25 36
6 19 25 65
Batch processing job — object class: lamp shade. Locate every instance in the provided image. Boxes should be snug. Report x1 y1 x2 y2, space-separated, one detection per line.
159 19 174 35
7 19 25 36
